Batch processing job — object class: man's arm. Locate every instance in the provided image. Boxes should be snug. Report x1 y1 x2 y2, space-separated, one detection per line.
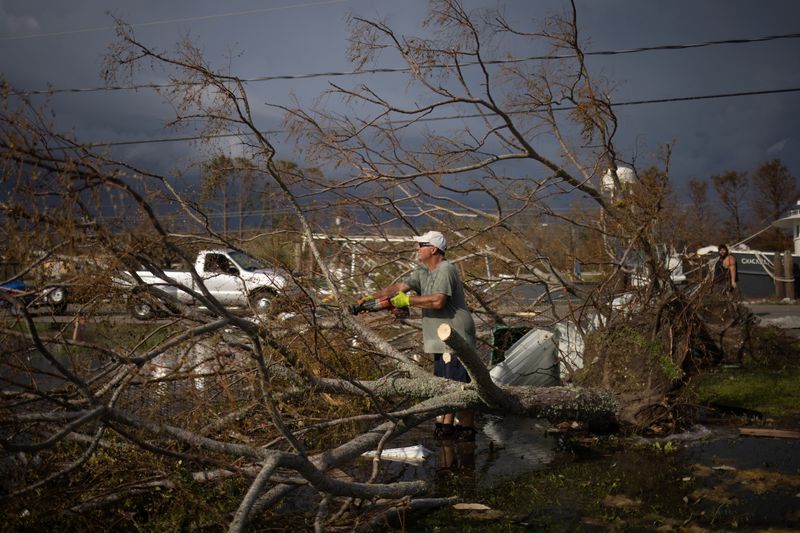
726 256 737 288
409 293 446 310
370 282 411 301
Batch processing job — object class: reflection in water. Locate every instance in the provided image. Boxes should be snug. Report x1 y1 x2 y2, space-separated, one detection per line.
436 440 476 472
367 415 558 492
477 415 557 482
432 416 555 476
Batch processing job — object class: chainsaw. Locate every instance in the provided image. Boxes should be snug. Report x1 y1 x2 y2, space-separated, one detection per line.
349 296 410 318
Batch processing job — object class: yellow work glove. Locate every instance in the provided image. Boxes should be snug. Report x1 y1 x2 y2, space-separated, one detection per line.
390 292 410 308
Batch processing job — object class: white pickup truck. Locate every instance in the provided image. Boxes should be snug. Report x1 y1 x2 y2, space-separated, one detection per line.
123 249 289 319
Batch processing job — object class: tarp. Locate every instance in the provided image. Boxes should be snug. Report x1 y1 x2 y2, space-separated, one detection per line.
490 328 560 387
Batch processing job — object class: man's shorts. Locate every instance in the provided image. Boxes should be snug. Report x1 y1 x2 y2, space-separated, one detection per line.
433 352 470 383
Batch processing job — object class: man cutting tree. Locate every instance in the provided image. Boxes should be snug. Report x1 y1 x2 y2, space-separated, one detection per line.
359 230 478 441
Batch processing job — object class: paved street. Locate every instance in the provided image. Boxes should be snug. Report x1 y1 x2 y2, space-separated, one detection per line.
6 300 800 331
746 302 800 335
746 303 800 318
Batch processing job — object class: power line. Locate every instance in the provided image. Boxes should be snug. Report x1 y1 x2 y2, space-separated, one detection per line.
0 0 350 42
83 130 283 147
9 32 800 96
584 32 800 56
60 86 800 150
598 87 800 107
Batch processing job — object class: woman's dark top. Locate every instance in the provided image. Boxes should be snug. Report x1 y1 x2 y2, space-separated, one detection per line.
713 256 737 286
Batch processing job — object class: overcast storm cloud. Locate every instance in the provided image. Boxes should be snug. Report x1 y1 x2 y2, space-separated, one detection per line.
1 0 798 198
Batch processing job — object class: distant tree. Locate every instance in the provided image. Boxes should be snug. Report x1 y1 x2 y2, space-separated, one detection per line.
711 170 749 242
201 155 258 238
748 159 798 250
201 155 235 236
233 158 258 237
685 177 715 246
751 159 798 223
630 166 674 242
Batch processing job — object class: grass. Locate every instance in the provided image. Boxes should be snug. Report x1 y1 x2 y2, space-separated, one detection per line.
689 366 800 419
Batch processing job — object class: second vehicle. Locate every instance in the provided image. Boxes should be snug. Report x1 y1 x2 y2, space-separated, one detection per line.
122 249 289 320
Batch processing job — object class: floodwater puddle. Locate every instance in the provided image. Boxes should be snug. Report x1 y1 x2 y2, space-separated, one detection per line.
393 422 800 531
357 415 558 491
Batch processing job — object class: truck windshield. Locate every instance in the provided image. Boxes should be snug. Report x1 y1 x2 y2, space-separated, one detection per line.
228 251 269 272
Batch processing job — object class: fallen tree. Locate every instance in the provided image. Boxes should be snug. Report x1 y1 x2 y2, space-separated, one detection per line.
0 1 757 530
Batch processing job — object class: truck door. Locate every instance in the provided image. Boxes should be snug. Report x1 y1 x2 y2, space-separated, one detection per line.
201 253 245 305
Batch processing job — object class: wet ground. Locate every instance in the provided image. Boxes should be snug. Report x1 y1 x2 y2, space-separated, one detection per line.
358 303 800 532
372 420 800 532
358 416 559 488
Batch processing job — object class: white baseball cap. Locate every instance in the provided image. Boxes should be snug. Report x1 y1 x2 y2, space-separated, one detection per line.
413 230 447 252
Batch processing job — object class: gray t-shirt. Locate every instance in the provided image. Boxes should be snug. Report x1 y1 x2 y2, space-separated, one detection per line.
404 260 476 354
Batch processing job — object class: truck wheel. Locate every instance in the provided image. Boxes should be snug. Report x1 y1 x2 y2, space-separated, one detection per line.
48 286 67 314
131 301 155 320
249 290 274 315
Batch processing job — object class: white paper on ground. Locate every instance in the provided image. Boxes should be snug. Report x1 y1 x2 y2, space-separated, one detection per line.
361 444 433 463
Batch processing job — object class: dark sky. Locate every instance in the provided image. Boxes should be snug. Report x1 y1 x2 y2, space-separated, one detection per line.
1 0 799 208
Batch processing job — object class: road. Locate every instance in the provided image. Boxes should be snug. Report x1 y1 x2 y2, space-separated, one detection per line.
6 300 800 330
746 302 800 335
746 303 800 318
